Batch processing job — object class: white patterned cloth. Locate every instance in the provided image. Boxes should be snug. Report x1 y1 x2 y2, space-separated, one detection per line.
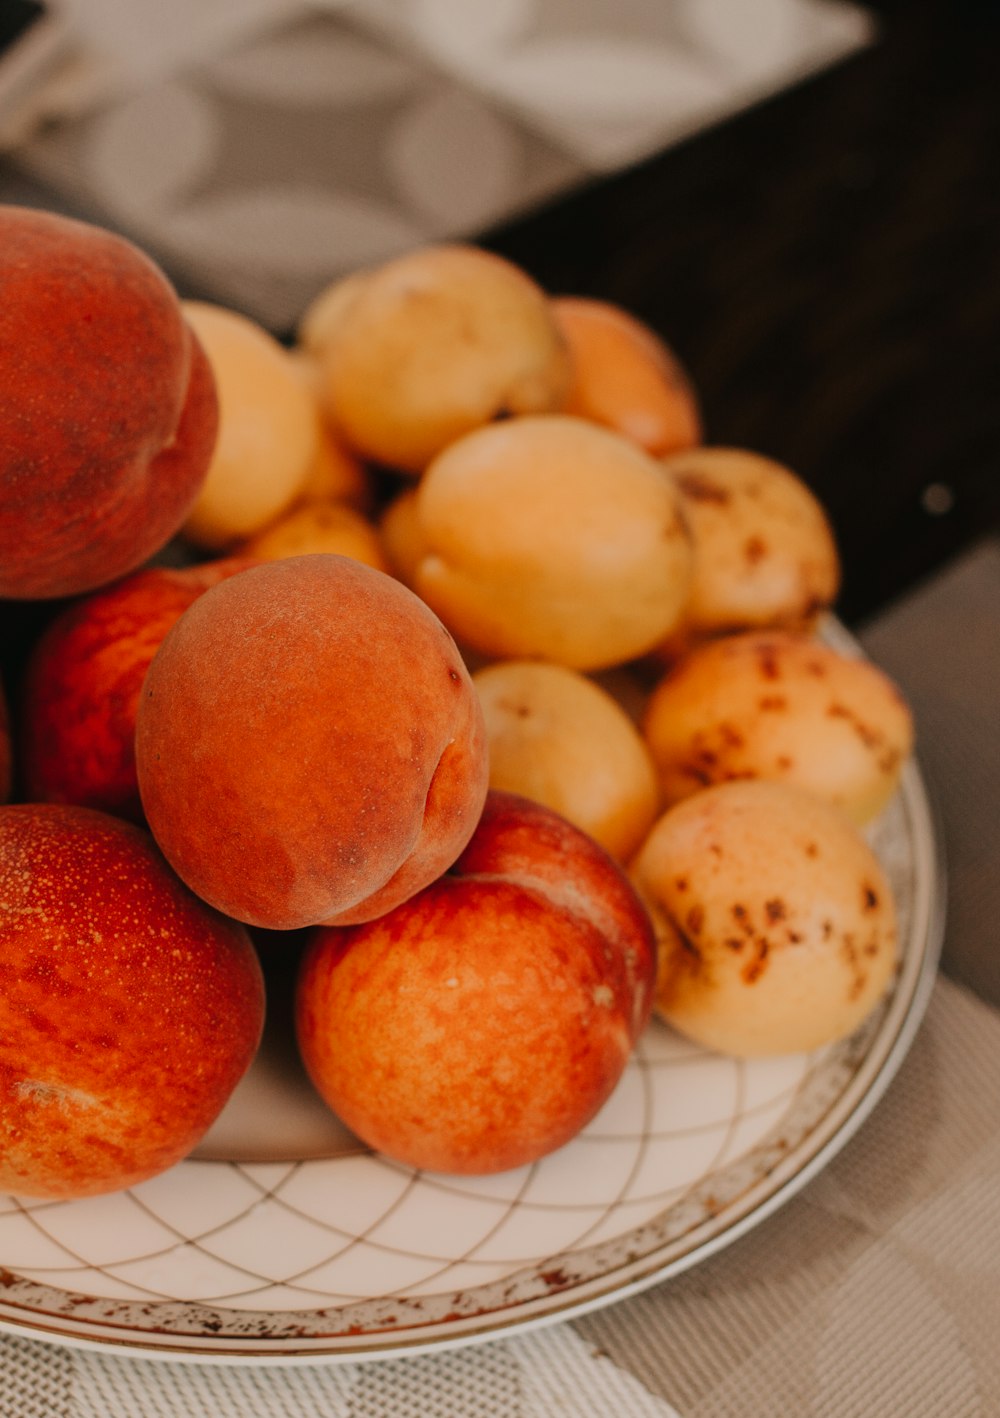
6 0 872 329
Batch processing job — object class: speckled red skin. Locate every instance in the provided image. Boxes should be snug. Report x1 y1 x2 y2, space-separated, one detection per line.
135 554 490 931
295 791 656 1175
19 557 256 822
0 804 265 1199
0 207 218 600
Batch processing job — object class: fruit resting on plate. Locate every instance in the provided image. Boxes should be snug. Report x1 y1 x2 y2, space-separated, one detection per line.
0 804 264 1198
296 791 657 1174
632 779 899 1057
0 209 918 1192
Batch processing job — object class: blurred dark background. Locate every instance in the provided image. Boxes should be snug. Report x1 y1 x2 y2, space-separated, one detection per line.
483 0 1000 626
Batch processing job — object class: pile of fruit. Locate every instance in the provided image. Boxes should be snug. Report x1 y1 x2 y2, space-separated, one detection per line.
0 207 913 1200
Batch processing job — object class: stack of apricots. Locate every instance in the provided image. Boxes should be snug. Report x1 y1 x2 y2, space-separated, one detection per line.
0 207 913 1199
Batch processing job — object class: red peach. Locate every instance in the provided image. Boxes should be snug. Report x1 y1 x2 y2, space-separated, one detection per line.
19 558 255 822
0 206 218 599
295 790 656 1175
0 804 264 1199
135 554 490 931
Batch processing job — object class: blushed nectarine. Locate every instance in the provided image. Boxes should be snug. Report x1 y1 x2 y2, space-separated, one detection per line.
19 557 254 822
0 804 264 1198
296 791 656 1174
135 554 490 930
0 206 218 600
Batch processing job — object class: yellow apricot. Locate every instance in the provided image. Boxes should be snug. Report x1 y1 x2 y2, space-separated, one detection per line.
553 296 702 456
181 303 320 549
413 414 693 670
318 244 571 473
660 446 841 657
238 501 389 572
473 660 661 860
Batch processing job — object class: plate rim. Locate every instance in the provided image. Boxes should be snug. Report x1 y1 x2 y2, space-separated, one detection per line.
0 626 947 1366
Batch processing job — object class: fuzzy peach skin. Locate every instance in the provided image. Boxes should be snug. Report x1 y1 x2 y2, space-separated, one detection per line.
631 779 899 1057
0 206 218 600
642 630 915 824
296 791 657 1174
658 446 840 658
19 558 255 823
135 554 490 931
412 414 694 670
0 804 264 1199
316 244 571 473
552 296 702 456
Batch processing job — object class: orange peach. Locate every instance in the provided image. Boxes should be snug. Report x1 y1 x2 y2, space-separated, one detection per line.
135 554 490 930
296 790 657 1174
19 558 254 822
412 414 694 669
317 244 571 472
0 207 218 600
180 302 321 549
473 660 660 860
0 804 264 1198
552 295 702 455
642 630 915 824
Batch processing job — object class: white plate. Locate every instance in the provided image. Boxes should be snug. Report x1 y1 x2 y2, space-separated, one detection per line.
0 628 945 1365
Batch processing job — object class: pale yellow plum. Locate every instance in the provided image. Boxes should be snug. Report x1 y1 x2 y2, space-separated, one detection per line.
413 415 694 670
642 630 914 824
632 780 899 1057
659 447 840 658
239 500 389 572
473 660 660 861
318 244 571 473
181 302 321 549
